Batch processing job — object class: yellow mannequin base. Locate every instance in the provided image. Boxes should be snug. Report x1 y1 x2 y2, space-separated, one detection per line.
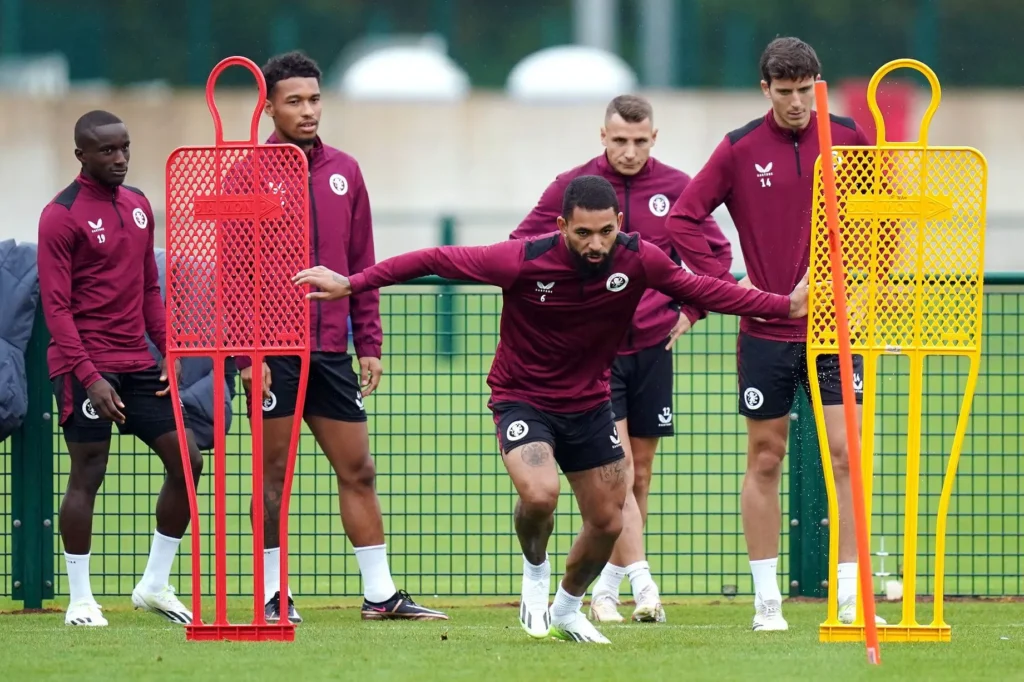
819 623 951 642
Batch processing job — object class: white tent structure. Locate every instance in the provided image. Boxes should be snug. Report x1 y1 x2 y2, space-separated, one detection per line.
337 43 470 102
506 45 638 102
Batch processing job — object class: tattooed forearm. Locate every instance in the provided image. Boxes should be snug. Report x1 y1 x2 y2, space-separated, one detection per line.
520 442 552 468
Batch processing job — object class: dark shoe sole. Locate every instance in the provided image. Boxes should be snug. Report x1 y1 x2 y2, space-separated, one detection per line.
360 611 449 621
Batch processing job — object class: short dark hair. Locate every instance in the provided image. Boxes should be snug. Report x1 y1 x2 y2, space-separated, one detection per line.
561 175 620 220
74 110 123 147
759 37 821 85
262 50 322 95
605 94 653 124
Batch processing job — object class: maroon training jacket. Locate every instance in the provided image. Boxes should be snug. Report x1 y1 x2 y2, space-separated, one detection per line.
512 153 732 353
666 110 869 342
348 233 791 413
37 173 164 387
235 134 381 371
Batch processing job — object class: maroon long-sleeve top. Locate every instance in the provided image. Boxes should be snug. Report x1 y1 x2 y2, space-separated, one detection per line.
37 173 164 387
348 233 791 413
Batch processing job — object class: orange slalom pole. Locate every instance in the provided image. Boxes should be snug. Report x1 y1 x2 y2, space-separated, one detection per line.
814 78 882 665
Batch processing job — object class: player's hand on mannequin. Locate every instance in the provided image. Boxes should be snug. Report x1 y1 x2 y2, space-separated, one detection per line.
293 266 351 300
359 357 384 397
87 378 126 424
156 357 182 397
241 362 272 400
788 269 810 319
665 311 693 350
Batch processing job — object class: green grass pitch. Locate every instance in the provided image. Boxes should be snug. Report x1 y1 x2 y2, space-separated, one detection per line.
1 598 1022 682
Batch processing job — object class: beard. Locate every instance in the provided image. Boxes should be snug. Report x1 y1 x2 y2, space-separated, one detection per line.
569 242 616 278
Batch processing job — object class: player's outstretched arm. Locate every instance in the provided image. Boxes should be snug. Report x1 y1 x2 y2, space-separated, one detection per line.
641 240 806 320
293 241 525 300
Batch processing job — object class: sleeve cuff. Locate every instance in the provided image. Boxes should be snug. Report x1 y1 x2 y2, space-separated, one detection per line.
234 356 253 371
775 295 792 319
354 343 382 359
73 361 102 389
348 273 366 294
681 305 702 324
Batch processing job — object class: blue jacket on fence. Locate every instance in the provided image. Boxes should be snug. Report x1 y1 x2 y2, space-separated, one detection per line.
147 249 237 451
0 240 40 441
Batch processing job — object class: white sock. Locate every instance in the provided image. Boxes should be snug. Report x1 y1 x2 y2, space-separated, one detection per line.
551 583 584 619
592 563 627 600
263 547 292 605
354 544 398 603
140 531 181 592
523 554 551 581
750 557 782 602
838 562 858 603
625 560 657 598
65 552 94 604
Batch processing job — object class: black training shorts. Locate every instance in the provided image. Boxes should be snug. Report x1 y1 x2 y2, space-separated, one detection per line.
737 332 864 420
53 365 188 445
491 400 624 473
245 351 367 422
610 342 674 437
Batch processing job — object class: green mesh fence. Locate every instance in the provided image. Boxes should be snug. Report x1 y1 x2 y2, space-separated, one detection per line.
0 435 9 593
1 278 1022 605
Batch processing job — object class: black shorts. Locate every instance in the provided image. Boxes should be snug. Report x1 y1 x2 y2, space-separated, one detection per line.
737 332 864 420
491 400 624 473
53 366 188 445
611 343 674 437
246 352 367 422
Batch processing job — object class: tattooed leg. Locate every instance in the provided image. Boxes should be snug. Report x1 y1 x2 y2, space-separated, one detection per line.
561 457 628 596
502 441 560 565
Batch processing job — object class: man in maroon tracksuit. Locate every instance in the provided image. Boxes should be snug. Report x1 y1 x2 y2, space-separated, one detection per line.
236 51 446 623
665 37 878 631
512 94 733 624
37 110 202 627
294 175 808 644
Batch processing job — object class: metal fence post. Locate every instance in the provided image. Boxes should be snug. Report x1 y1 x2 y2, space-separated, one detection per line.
10 303 56 608
437 215 456 358
787 387 829 598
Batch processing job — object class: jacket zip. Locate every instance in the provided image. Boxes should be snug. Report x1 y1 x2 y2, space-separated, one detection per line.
623 178 635 351
308 169 322 351
792 132 802 177
111 191 124 229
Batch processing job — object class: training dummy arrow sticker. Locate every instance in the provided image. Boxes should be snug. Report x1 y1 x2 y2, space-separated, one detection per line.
192 193 284 221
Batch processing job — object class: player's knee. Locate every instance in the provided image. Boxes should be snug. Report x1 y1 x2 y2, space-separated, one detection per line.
336 453 376 491
586 503 624 540
262 445 289 484
748 437 786 480
632 460 653 497
518 482 559 518
827 438 850 475
164 444 203 485
70 457 107 496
